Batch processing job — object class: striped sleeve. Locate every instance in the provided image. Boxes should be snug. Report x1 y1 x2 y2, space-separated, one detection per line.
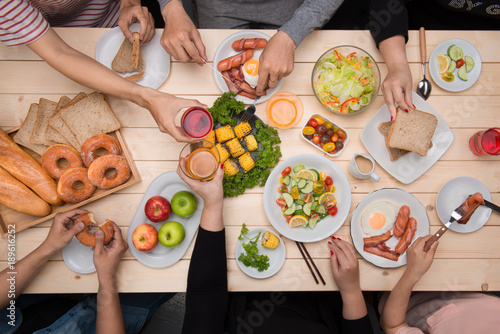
0 0 49 46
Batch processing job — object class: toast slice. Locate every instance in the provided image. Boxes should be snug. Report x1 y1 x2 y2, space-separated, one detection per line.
47 93 86 151
45 96 71 146
13 104 48 155
30 98 58 146
387 107 438 157
378 122 410 161
60 92 121 146
111 32 145 74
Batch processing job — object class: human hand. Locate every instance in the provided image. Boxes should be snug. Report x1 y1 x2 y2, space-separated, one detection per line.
382 62 414 120
328 236 361 294
160 0 206 65
176 160 224 208
405 235 438 282
93 221 128 284
41 209 88 254
256 31 295 96
146 90 206 142
118 4 155 44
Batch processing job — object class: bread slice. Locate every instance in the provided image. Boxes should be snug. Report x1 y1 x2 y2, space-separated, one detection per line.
30 98 58 146
13 104 48 155
47 92 87 151
60 92 121 146
111 33 145 74
45 96 71 146
387 107 438 157
131 32 140 69
378 122 410 161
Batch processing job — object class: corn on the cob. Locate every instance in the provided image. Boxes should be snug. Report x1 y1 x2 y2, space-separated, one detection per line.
238 152 255 173
261 231 280 249
215 125 235 143
226 138 245 158
244 135 258 151
223 159 239 176
212 143 230 163
204 130 216 145
234 122 252 139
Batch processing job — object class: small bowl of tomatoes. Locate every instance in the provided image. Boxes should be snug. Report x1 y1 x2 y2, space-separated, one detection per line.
301 114 349 157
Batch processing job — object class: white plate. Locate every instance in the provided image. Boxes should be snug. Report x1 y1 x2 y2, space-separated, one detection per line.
436 176 492 233
263 154 351 243
235 228 286 279
360 91 454 184
429 38 482 92
350 188 430 268
96 23 170 89
62 237 96 274
127 171 204 268
212 31 284 104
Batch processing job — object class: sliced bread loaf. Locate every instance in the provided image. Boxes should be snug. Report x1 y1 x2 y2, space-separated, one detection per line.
378 122 410 161
13 104 48 155
45 96 71 146
30 98 58 146
387 107 438 157
111 33 145 74
60 92 121 146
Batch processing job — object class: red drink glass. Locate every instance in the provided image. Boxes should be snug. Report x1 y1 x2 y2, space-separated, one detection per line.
181 107 213 138
469 128 500 156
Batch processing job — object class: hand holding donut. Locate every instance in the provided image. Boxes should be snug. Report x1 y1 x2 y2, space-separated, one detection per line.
41 209 88 254
93 221 128 284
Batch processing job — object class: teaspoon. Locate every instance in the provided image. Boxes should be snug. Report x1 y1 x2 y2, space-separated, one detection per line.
417 27 432 100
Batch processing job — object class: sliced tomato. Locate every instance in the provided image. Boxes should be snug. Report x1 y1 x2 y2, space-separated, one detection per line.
328 205 338 216
303 193 313 203
310 213 320 219
324 200 336 210
285 215 293 223
325 176 333 186
278 185 288 194
281 166 292 176
456 58 465 68
276 198 287 208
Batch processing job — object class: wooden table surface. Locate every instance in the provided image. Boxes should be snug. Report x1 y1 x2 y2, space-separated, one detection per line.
0 29 499 293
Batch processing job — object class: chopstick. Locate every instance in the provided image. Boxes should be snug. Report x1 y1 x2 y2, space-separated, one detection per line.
295 241 326 285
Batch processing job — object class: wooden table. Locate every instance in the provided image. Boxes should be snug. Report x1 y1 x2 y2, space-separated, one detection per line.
1 29 499 293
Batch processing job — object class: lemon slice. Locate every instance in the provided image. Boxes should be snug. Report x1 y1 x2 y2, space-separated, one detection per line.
296 169 317 181
437 54 450 74
318 192 336 205
289 215 308 228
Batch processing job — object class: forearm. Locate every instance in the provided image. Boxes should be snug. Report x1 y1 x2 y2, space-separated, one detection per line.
96 280 125 334
379 35 409 71
0 243 54 309
120 0 141 9
340 289 368 320
380 270 418 334
369 0 408 46
199 201 224 232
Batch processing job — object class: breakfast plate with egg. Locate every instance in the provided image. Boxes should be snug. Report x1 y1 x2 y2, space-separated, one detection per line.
212 31 284 104
350 188 430 268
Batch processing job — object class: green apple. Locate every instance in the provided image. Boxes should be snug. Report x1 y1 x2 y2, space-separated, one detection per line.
171 191 198 217
158 221 185 247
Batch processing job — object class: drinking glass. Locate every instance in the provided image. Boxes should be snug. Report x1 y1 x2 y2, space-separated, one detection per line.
469 128 500 156
181 107 213 139
179 140 220 181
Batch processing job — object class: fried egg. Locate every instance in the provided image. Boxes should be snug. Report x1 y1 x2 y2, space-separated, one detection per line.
361 201 399 236
242 49 262 87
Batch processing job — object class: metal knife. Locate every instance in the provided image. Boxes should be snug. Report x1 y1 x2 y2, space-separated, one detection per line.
484 199 500 214
424 203 466 252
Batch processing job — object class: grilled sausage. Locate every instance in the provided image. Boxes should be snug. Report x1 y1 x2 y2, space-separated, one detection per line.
231 38 268 51
394 205 410 238
217 49 254 71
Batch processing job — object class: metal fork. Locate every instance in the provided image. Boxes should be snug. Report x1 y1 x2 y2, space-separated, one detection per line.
240 96 259 123
424 203 467 252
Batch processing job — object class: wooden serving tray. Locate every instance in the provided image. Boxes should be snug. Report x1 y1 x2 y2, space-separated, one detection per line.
0 129 141 237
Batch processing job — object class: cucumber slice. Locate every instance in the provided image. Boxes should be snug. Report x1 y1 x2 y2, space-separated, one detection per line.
282 193 294 207
290 179 297 188
448 45 464 61
301 182 314 193
308 217 319 229
303 203 312 216
297 179 306 189
465 55 475 72
290 174 299 183
458 65 468 81
317 205 326 214
311 202 318 212
293 164 305 173
295 204 303 211
309 169 319 180
447 59 456 73
294 209 304 216
282 175 290 186
295 199 305 206
283 203 296 215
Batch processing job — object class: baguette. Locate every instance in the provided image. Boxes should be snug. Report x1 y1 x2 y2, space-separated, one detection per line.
0 129 63 206
0 167 51 217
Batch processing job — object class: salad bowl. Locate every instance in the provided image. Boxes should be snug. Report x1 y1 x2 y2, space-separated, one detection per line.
312 45 380 115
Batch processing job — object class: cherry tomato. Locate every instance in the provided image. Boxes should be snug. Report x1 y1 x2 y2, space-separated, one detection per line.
316 124 327 135
324 200 337 210
325 184 335 192
322 142 335 152
339 137 345 143
276 198 287 208
442 71 454 82
319 171 327 181
291 187 299 200
303 193 313 203
302 126 315 136
304 134 313 140
281 166 291 176
312 116 324 124
285 215 293 223
312 135 320 144
337 128 347 139
278 185 289 193
324 121 333 129
456 58 465 68
325 129 334 137
310 213 320 219
325 176 333 186
308 118 318 128
313 180 325 193
331 134 339 142
321 135 331 144
328 205 338 216
335 141 344 151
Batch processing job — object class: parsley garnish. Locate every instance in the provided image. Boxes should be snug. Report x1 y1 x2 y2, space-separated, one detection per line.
237 223 270 272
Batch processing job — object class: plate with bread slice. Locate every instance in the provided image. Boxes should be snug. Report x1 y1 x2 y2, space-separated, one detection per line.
96 23 170 89
361 92 454 184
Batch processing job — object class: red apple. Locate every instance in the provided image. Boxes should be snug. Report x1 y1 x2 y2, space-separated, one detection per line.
145 196 171 222
132 223 158 252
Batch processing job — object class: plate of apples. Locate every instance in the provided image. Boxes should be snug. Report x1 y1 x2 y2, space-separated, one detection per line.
127 171 203 268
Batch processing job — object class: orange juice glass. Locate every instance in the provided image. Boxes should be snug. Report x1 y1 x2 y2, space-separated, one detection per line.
179 140 220 181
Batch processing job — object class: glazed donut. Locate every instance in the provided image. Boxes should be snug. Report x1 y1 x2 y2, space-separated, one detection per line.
41 144 83 179
81 134 121 168
88 155 131 189
57 167 95 203
74 211 114 247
